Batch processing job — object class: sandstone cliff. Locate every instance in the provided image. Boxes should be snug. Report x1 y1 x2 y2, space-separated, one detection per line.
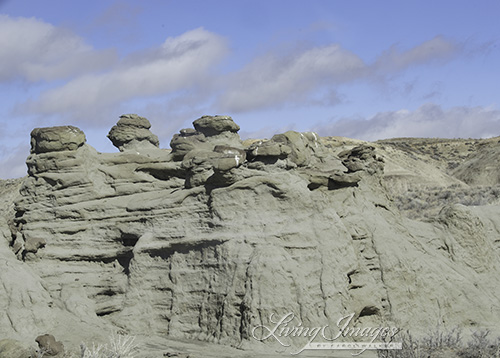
1 114 500 356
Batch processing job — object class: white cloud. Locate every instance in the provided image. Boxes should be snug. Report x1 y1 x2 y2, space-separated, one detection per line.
373 36 459 73
0 15 116 82
23 28 228 116
217 36 460 113
10 18 461 126
217 44 366 112
313 104 500 141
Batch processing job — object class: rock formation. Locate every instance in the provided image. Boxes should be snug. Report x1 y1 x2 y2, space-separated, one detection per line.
1 114 500 356
108 114 159 151
30 126 86 154
35 334 64 356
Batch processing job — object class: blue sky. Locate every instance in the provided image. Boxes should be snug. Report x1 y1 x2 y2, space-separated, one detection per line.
0 0 499 178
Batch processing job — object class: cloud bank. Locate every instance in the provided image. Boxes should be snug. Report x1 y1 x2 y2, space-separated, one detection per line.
24 27 228 116
217 36 460 113
313 104 500 141
217 44 367 112
0 15 116 82
373 36 459 73
3 12 461 121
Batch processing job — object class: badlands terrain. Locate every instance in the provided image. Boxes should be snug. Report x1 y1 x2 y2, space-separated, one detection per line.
1 114 500 357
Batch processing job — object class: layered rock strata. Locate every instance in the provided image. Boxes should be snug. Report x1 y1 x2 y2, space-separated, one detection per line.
2 114 500 353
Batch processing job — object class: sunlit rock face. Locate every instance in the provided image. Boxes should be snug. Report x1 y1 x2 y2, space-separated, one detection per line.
2 114 500 351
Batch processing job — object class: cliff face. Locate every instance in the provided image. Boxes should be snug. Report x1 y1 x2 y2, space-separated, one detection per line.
2 114 500 353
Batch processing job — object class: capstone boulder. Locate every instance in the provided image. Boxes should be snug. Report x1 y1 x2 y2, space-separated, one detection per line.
30 126 86 154
107 114 159 151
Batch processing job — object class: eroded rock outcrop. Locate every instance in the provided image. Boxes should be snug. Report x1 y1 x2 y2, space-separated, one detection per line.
30 126 86 154
170 115 243 162
0 205 112 349
2 114 500 354
108 114 159 151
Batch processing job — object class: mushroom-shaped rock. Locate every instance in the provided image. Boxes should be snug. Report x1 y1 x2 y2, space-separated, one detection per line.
170 115 243 162
108 114 159 151
30 126 86 154
193 115 240 136
170 129 207 161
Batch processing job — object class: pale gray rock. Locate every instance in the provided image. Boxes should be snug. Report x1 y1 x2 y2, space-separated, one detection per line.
213 145 246 161
193 115 240 136
170 115 243 162
170 130 207 161
0 213 113 349
180 146 247 188
30 126 85 154
339 145 384 174
2 118 500 357
247 130 324 168
0 339 31 358
35 334 64 356
108 114 159 151
0 182 118 351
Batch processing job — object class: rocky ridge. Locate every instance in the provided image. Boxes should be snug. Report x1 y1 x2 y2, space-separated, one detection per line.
1 114 500 356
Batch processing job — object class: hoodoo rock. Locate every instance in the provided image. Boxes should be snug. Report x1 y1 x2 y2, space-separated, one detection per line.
30 126 86 154
2 114 500 356
170 115 243 162
193 114 240 136
107 114 159 151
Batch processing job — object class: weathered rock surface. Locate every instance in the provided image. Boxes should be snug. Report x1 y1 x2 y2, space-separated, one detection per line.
193 115 240 136
0 339 31 358
0 206 113 349
1 115 500 356
170 115 243 162
108 114 159 151
30 126 86 154
35 334 64 356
